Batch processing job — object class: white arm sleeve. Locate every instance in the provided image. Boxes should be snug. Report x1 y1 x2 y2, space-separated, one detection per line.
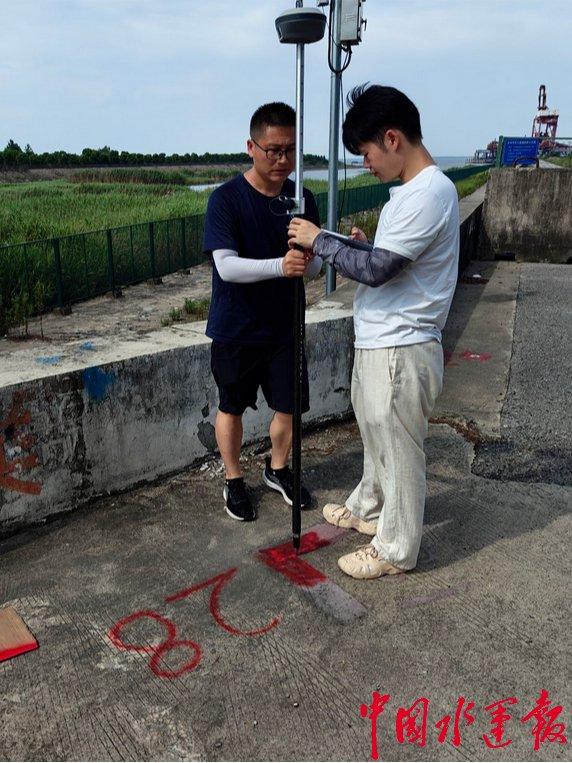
213 249 284 283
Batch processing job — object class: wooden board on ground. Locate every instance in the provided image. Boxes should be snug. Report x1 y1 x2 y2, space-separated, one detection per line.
0 606 38 663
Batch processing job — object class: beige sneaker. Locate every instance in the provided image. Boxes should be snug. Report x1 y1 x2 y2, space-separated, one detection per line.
338 544 404 579
322 503 377 536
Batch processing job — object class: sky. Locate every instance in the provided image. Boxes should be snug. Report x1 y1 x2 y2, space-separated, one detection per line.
1 0 570 159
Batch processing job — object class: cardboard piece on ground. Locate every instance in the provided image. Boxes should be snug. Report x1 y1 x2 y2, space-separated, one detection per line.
0 606 39 663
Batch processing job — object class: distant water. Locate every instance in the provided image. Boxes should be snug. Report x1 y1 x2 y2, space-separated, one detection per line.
434 156 471 170
188 157 469 191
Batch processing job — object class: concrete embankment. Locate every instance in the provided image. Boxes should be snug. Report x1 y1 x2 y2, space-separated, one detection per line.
0 309 355 532
478 167 572 263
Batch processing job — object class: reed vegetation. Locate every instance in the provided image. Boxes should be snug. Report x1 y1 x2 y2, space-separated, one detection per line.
0 180 211 244
0 171 378 245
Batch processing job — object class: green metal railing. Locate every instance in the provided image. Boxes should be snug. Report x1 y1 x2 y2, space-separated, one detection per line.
0 165 490 317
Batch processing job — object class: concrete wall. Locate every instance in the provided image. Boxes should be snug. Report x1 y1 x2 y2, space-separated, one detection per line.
0 304 354 533
478 168 572 263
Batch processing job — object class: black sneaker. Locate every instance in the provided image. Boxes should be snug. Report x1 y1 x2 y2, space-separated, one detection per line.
223 478 256 521
262 457 312 509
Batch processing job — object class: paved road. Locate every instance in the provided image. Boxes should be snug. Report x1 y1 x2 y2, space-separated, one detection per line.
473 264 572 485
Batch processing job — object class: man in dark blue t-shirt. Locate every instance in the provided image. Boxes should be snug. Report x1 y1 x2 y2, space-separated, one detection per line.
203 102 321 522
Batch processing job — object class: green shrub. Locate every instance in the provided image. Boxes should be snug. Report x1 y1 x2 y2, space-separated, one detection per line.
183 298 210 319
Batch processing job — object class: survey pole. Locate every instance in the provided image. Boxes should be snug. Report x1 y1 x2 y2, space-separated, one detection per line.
291 41 305 553
275 3 326 551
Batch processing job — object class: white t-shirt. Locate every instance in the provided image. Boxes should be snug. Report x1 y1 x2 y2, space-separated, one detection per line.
353 165 459 349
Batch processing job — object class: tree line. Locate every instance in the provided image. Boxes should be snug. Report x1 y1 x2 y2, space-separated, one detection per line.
1 140 327 168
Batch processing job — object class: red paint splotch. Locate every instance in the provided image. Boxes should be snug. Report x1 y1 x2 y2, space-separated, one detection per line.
258 531 335 588
459 350 492 362
0 391 42 496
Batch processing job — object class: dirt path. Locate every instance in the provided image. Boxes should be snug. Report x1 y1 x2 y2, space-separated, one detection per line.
1 263 346 351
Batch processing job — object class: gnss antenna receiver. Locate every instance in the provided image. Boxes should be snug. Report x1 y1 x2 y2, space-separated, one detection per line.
275 2 326 552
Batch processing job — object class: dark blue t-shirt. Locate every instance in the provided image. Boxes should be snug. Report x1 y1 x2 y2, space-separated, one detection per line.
203 174 320 345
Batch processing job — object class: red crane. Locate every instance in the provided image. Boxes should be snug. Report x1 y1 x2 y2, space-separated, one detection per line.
532 84 559 151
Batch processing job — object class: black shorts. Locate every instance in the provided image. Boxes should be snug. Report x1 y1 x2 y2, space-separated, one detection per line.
211 341 310 416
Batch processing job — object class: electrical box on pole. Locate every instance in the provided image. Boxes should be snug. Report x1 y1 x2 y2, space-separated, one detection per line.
339 0 366 44
325 0 366 295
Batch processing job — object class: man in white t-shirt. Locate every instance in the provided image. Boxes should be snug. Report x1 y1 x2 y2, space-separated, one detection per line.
288 84 459 579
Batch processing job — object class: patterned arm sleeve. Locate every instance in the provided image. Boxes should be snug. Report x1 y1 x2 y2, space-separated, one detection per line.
312 231 411 287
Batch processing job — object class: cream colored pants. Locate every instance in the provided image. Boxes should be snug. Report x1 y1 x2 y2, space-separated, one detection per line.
345 341 443 570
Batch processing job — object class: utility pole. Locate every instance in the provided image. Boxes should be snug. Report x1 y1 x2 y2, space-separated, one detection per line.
324 0 366 294
326 0 342 295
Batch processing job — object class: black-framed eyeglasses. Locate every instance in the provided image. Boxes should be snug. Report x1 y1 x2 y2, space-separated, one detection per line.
250 137 295 162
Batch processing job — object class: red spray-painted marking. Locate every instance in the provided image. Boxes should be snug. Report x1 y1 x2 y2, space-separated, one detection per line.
459 350 492 362
0 391 42 496
108 609 202 678
258 544 327 587
258 524 347 588
108 569 281 678
108 525 353 677
166 567 282 636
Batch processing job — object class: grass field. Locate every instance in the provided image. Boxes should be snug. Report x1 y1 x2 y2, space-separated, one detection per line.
453 170 490 198
0 181 212 244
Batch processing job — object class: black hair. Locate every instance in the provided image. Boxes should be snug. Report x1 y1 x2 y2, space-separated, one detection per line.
342 84 422 154
250 102 295 138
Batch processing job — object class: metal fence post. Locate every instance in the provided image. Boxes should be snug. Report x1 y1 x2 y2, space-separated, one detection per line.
23 244 31 303
180 217 188 269
106 229 116 295
52 237 64 309
148 221 161 284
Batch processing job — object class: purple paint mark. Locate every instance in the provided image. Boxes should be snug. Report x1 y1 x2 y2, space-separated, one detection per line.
402 582 469 608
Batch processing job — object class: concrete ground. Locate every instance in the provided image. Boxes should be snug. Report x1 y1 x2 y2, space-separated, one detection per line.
1 261 571 762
